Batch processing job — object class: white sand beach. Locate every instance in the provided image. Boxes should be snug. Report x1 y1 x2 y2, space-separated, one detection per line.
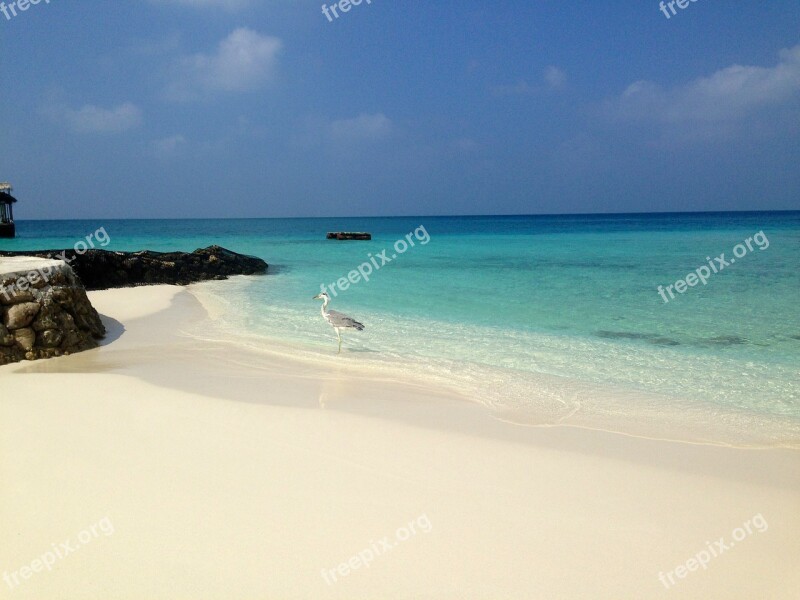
1 285 799 599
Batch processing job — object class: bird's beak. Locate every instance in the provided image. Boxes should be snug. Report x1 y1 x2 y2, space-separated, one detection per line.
312 294 321 300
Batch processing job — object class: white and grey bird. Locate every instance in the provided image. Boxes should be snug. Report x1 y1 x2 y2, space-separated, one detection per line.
313 291 365 353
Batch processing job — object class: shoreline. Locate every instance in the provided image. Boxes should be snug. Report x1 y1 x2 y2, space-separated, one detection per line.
4 279 799 451
1 284 799 598
185 279 800 450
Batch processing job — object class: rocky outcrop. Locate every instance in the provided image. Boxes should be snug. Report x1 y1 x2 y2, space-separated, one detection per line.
0 246 268 291
0 259 105 365
0 246 267 366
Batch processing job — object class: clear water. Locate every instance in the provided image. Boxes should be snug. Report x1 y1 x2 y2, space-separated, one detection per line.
5 213 799 445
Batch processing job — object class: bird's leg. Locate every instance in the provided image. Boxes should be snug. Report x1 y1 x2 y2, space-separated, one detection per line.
336 328 342 354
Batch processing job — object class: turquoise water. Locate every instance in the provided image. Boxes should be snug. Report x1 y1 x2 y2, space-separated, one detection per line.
5 213 799 445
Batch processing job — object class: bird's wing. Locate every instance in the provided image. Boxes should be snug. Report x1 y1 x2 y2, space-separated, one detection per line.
326 309 365 330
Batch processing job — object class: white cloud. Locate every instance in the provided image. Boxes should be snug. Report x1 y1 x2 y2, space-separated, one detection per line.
49 102 143 134
167 28 282 100
544 66 567 90
613 45 800 122
328 113 392 141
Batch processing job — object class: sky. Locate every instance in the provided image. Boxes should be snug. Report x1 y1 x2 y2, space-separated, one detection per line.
1 0 799 219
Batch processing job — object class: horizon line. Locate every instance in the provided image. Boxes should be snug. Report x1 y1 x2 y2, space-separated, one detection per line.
13 208 800 222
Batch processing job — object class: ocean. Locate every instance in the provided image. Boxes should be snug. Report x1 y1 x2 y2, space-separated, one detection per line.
5 212 799 446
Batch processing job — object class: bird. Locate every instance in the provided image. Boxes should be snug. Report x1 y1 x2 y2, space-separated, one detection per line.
313 291 365 353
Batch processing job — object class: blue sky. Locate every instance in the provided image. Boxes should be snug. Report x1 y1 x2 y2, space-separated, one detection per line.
1 0 799 219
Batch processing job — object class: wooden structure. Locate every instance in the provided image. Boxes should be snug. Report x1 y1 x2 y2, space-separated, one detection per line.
0 182 16 239
326 232 371 241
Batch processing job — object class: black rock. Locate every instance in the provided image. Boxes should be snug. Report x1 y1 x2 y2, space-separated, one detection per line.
0 245 268 291
327 232 372 240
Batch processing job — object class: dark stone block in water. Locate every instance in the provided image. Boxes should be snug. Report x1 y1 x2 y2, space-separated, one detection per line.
327 232 372 240
0 246 268 291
